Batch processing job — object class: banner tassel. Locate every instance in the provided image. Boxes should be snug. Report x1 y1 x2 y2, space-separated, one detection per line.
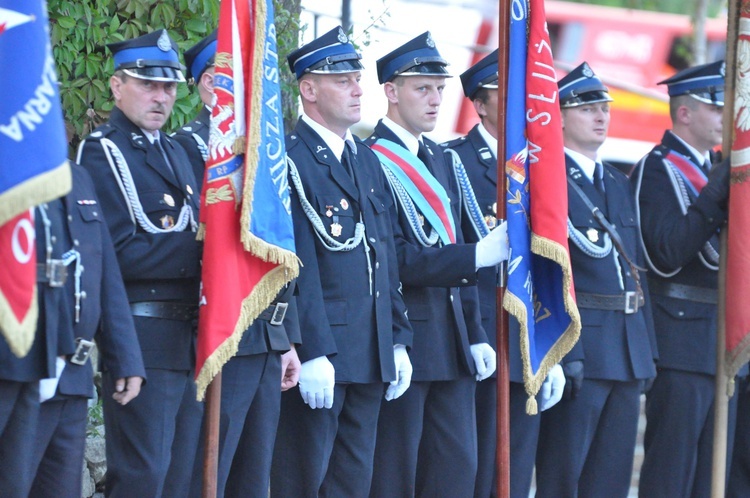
526 396 538 416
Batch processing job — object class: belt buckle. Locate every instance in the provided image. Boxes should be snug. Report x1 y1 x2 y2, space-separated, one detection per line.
624 291 638 314
70 338 95 366
47 260 68 287
270 302 288 326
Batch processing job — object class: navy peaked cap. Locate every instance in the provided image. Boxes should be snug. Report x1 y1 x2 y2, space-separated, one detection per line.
557 62 612 108
287 26 363 80
376 31 451 84
659 60 725 106
184 30 217 82
107 29 186 82
460 49 498 99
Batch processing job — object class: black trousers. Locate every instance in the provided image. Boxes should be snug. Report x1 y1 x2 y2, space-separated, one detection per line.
536 378 641 498
0 381 40 498
29 397 88 498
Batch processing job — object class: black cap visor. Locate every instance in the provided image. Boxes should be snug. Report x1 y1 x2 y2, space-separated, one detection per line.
307 58 364 75
561 89 613 108
122 66 186 83
395 62 451 79
688 90 724 107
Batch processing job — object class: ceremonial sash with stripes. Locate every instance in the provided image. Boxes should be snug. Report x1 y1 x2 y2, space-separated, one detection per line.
371 139 456 245
665 150 708 196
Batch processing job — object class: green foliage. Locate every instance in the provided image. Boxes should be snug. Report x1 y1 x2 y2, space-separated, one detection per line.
49 0 220 152
274 0 304 132
86 398 104 438
49 0 303 152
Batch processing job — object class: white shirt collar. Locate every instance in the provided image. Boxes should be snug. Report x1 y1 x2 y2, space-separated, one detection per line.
141 129 160 144
477 123 497 159
382 116 421 155
565 147 600 183
301 114 355 161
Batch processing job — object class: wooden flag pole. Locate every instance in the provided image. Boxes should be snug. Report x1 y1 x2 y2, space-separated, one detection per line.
202 373 221 498
496 0 511 497
711 1 739 495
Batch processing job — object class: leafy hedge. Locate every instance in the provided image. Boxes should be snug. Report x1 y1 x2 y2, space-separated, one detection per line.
48 0 301 152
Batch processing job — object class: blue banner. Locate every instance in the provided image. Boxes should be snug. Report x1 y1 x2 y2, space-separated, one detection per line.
0 0 70 224
503 0 580 412
247 0 295 253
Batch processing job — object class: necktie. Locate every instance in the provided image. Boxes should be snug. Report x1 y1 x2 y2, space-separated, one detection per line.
418 141 432 171
154 139 176 178
594 162 605 194
341 142 356 180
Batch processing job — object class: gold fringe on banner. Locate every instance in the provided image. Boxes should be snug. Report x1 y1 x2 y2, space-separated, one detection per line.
504 234 581 415
0 287 38 358
0 160 71 226
195 266 293 400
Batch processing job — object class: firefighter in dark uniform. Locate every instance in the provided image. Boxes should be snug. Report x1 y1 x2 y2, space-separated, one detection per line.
179 32 304 498
270 26 413 498
366 33 509 498
535 62 658 497
27 163 146 498
76 30 204 497
0 197 77 498
632 60 742 498
441 49 565 498
172 30 217 191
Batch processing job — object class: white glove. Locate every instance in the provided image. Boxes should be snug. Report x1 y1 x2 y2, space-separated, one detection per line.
470 343 497 381
539 364 565 411
385 344 413 401
298 355 335 409
39 356 66 402
475 221 509 269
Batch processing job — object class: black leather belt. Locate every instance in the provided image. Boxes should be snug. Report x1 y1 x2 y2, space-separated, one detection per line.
648 280 718 305
130 302 198 321
258 302 288 326
577 291 644 314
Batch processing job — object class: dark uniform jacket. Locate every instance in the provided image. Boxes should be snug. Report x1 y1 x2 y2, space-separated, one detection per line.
55 164 146 398
286 119 411 383
367 120 487 381
172 105 210 192
565 154 657 380
77 107 202 371
441 125 523 382
633 130 726 375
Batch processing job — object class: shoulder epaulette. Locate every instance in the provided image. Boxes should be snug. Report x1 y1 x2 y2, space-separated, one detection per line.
285 133 301 151
440 136 466 149
86 123 116 141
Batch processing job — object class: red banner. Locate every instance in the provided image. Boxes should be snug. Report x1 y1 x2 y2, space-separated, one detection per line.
725 1 750 379
0 211 38 357
194 0 298 400
0 1 71 356
503 0 580 413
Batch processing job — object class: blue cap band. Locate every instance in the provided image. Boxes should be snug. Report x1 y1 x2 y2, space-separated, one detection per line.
190 39 217 81
379 50 445 83
293 43 359 79
114 46 180 70
667 76 724 97
464 64 497 97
